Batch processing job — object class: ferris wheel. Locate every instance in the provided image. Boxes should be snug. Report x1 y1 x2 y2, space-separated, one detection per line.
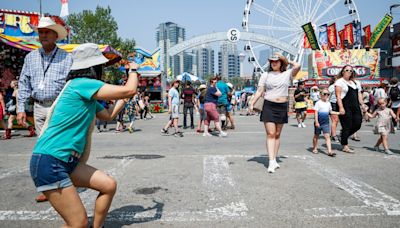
242 0 361 72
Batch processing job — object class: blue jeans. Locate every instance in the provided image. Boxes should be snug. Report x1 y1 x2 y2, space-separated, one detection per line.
30 154 79 192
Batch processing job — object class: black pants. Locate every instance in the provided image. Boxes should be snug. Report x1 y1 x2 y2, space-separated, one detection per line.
140 106 149 119
183 105 194 127
392 107 398 127
339 106 362 145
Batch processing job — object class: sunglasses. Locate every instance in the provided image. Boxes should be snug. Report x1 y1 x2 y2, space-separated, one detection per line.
321 93 330 96
344 69 353 73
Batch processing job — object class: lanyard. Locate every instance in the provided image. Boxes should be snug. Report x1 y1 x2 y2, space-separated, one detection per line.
40 47 59 78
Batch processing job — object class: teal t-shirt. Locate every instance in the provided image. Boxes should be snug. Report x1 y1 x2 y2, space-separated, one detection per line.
33 78 105 162
217 81 229 105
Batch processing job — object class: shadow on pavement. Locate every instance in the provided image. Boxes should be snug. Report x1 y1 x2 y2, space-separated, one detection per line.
103 200 164 227
247 155 286 168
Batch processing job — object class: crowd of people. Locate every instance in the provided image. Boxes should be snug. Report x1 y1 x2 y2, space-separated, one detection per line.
1 16 400 228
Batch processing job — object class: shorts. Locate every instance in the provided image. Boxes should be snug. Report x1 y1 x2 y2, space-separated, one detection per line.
331 102 339 112
227 104 232 112
204 102 219 124
295 108 307 114
199 108 207 121
30 154 79 192
217 104 227 115
170 104 179 119
314 124 330 135
260 100 288 124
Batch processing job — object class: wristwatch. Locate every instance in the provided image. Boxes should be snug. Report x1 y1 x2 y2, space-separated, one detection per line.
129 68 138 74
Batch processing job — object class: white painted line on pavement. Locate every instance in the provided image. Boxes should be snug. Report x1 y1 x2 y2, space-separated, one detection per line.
304 205 384 218
0 167 28 180
301 156 400 217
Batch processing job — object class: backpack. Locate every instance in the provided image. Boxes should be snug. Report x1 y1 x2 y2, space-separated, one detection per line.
389 85 400 102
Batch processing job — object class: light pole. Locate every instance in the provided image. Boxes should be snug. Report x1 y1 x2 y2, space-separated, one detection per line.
389 4 400 78
39 0 42 16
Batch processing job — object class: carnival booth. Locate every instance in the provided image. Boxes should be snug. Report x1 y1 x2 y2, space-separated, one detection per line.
133 47 164 113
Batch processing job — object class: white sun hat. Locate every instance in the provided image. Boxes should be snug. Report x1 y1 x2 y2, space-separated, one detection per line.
70 43 109 70
33 17 68 40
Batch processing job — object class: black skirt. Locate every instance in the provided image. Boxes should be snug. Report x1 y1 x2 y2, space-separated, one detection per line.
260 100 289 124
331 102 339 112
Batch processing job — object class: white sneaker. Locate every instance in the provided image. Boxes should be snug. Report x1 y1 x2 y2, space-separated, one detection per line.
203 132 212 137
273 160 280 169
385 149 394 155
301 123 306 128
298 123 302 128
219 131 227 137
267 165 275 173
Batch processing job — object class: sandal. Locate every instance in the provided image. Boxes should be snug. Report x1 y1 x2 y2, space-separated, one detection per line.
342 148 355 153
312 149 319 154
35 194 48 203
328 152 336 157
351 137 361 141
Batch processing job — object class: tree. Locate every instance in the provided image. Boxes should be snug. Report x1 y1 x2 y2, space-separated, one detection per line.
117 38 136 59
67 6 120 47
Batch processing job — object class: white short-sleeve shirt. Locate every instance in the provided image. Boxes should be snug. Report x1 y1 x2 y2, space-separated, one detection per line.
334 78 362 99
258 69 293 100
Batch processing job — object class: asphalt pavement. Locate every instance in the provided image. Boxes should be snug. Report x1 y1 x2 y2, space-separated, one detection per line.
0 112 399 228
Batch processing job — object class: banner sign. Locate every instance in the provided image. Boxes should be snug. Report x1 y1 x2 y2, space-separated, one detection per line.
133 47 161 77
302 22 320 50
303 33 311 48
0 10 39 37
327 23 337 48
338 29 345 49
393 35 400 57
318 24 328 50
312 49 380 79
363 25 371 46
353 21 362 46
344 23 354 45
305 78 384 88
370 14 393 48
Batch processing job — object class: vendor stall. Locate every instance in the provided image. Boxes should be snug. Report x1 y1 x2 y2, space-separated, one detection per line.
133 47 164 113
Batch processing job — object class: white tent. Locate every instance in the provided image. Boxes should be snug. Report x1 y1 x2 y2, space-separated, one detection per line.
176 72 198 82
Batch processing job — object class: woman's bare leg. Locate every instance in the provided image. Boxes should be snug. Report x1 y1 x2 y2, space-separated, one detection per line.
70 163 117 228
43 186 88 228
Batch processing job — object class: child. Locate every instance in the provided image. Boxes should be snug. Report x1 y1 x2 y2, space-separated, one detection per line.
312 89 340 156
366 98 398 155
125 97 136 133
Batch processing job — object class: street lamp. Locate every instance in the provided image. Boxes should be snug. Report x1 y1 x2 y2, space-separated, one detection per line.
389 4 400 78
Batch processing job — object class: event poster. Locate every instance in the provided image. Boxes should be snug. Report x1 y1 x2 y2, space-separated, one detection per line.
327 23 337 48
312 49 380 79
302 22 320 50
318 24 328 50
353 21 362 46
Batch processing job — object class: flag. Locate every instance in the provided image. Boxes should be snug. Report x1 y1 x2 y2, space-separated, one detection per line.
363 25 371 46
60 0 69 18
303 33 311 49
318 24 328 50
344 23 354 45
353 21 362 46
338 29 345 49
327 23 337 49
370 14 393 48
302 22 320 50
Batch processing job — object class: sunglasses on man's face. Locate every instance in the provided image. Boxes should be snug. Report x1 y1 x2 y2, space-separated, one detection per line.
344 69 353 73
322 93 330 96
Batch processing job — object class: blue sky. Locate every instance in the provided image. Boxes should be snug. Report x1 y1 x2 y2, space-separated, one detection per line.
1 1 399 74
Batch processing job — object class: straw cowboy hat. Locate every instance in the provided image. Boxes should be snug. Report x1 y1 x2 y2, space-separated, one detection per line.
70 43 109 70
268 52 288 68
198 84 207 90
33 17 68 40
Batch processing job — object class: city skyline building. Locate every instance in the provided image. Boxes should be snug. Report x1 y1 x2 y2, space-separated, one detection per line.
218 42 240 78
194 45 214 79
156 22 186 76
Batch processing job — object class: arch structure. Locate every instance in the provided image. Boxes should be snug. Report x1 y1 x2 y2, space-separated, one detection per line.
168 31 298 57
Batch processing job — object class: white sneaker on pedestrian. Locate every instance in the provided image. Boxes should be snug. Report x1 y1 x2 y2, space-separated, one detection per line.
219 131 227 137
273 160 280 169
298 123 302 128
385 149 394 155
267 165 275 173
203 132 212 137
301 122 306 128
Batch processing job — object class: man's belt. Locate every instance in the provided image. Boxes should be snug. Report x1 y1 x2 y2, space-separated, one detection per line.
33 99 55 106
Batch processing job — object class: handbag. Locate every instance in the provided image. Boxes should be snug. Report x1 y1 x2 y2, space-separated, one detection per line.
253 96 264 112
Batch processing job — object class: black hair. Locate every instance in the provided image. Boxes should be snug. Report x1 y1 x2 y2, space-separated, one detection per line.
66 65 103 81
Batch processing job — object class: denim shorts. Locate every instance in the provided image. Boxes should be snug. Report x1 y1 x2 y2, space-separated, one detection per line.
30 154 79 192
314 124 330 135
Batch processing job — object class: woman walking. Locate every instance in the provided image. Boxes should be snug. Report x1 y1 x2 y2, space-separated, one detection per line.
250 52 300 173
203 76 227 137
4 80 35 139
29 43 138 228
328 76 340 142
335 65 365 153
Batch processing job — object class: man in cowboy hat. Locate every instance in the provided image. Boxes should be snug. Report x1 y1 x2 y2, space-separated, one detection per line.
17 17 72 202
